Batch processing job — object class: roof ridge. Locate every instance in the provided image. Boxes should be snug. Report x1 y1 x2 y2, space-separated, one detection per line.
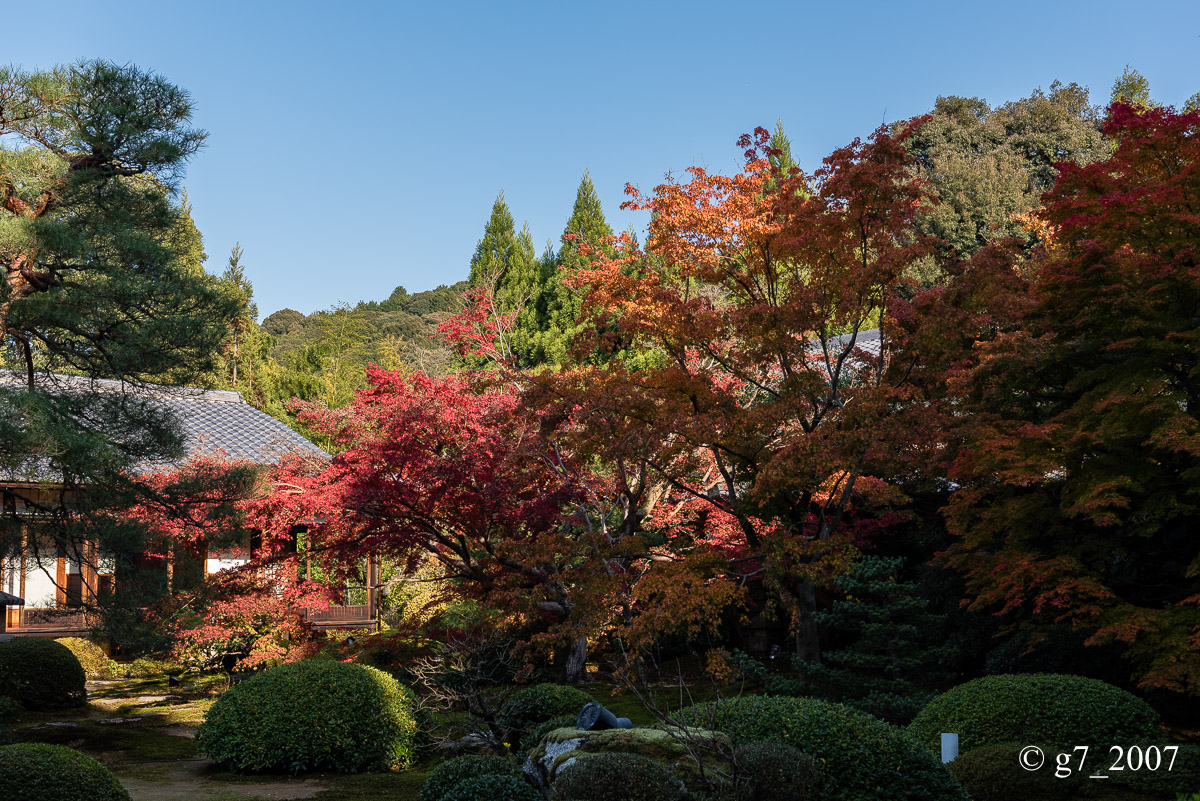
0 371 245 404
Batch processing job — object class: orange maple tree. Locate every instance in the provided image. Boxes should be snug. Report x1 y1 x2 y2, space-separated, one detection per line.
526 123 938 659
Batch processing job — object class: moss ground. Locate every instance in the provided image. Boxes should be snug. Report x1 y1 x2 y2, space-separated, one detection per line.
6 674 687 800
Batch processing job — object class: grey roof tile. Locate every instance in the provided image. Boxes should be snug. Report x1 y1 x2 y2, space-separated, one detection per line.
0 372 326 476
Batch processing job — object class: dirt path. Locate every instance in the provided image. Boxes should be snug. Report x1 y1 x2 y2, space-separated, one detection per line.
118 761 328 801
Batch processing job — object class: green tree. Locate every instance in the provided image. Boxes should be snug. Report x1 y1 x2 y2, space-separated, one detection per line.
768 118 799 174
467 193 541 364
0 60 245 646
1110 64 1152 108
903 82 1110 264
532 172 614 366
806 557 956 724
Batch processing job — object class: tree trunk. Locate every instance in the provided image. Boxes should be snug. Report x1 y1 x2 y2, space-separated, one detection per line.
794 581 821 662
564 636 588 684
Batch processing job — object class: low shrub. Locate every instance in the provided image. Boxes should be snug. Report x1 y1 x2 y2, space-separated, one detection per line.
420 754 520 801
908 674 1162 753
197 660 419 773
677 695 965 801
946 744 1070 801
122 656 184 678
0 637 86 710
735 741 826 801
947 742 1200 801
498 683 592 744
55 637 118 680
436 773 541 801
0 742 130 801
552 751 681 801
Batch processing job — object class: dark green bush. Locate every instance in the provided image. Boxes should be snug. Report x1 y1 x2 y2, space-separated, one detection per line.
947 742 1200 801
437 773 542 801
908 674 1162 753
0 742 130 801
552 751 681 801
677 695 965 801
734 741 826 801
197 660 418 773
55 637 118 680
946 744 1071 801
0 697 18 745
498 683 592 744
421 754 519 801
0 637 86 710
518 715 576 760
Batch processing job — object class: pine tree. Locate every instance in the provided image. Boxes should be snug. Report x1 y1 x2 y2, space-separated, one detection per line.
768 118 798 173
533 172 614 366
467 193 541 365
805 557 956 724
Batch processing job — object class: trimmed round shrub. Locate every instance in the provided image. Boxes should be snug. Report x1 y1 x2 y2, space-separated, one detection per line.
677 695 965 801
0 742 130 801
735 741 826 801
498 683 592 744
55 638 118 680
946 743 1071 801
552 751 681 801
197 660 418 773
518 715 576 759
421 754 520 801
0 637 86 711
908 674 1162 753
437 773 541 801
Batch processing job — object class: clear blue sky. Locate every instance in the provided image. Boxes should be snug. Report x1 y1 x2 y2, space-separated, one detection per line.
7 1 1199 318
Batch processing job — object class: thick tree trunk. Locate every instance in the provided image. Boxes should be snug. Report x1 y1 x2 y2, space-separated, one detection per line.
564 636 588 684
794 581 821 662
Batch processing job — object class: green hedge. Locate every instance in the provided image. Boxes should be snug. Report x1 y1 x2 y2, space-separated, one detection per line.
735 741 826 801
197 660 418 773
498 683 592 744
0 637 86 711
552 751 681 801
946 744 1069 801
677 695 966 801
948 742 1200 801
54 638 118 680
435 773 541 801
0 743 130 801
420 755 520 801
908 674 1162 753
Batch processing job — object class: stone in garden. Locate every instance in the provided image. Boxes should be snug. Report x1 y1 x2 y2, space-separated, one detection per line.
523 725 732 796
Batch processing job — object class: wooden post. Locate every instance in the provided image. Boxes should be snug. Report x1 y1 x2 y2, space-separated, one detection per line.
366 554 380 631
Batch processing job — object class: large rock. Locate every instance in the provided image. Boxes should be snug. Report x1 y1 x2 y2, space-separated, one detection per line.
523 725 732 797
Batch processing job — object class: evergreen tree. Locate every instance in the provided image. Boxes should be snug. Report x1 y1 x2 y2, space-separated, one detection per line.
768 118 798 173
805 557 957 724
0 61 246 646
467 194 542 365
1111 65 1153 108
533 172 614 366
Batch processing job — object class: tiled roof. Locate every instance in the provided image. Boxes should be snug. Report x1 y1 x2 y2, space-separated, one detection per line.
0 372 327 473
824 328 882 358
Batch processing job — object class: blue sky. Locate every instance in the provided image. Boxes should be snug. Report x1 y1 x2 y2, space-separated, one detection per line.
6 1 1199 318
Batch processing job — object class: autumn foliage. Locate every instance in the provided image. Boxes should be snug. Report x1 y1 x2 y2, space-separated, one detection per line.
939 102 1200 694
